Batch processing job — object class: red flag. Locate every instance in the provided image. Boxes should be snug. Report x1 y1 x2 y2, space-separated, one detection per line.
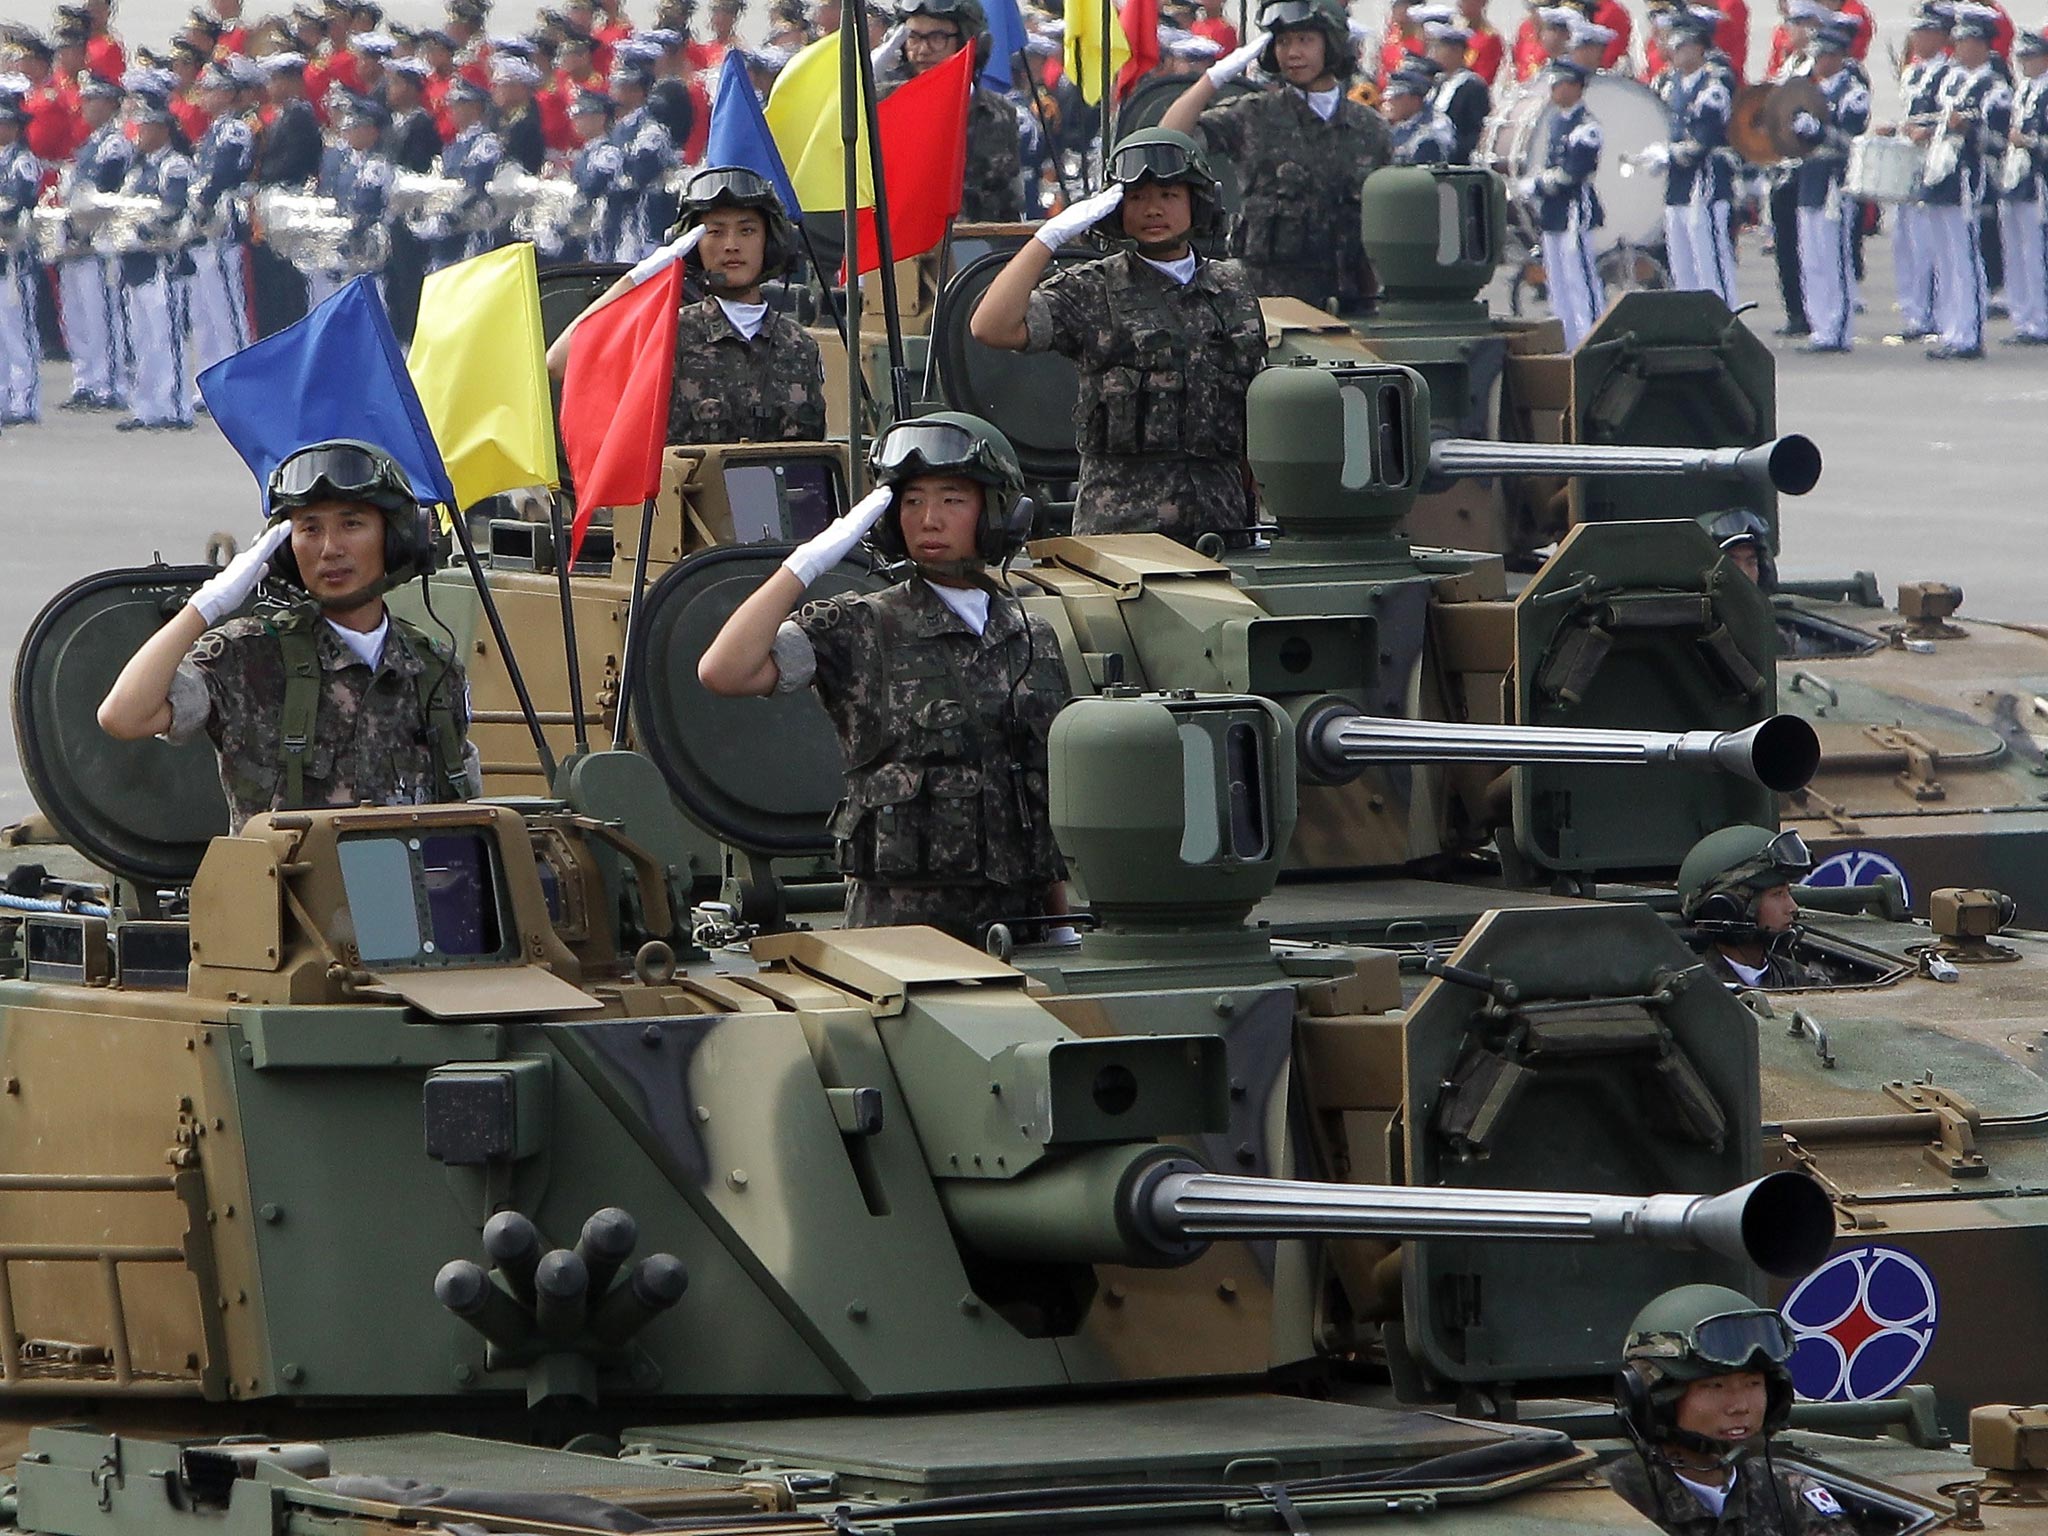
844 46 973 278
1116 0 1159 100
559 261 684 565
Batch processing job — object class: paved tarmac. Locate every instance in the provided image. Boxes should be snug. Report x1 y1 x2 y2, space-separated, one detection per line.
1 226 2042 825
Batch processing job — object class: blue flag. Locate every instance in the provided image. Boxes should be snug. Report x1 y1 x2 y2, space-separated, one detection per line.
981 0 1025 90
197 277 457 516
706 53 805 223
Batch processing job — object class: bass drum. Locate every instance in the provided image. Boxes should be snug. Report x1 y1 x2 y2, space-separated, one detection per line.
1482 74 1673 249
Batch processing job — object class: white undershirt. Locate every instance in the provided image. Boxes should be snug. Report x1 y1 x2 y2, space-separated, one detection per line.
1141 251 1199 284
717 296 769 339
1298 83 1341 120
929 582 990 634
1725 955 1769 986
1676 1472 1731 1516
325 613 389 669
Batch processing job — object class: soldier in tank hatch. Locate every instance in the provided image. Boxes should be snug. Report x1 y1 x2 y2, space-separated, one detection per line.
96 439 479 834
969 128 1267 547
696 415 1073 947
1611 1284 1852 1534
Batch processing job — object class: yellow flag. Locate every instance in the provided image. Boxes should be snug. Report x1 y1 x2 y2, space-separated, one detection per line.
1065 0 1131 106
407 243 560 511
765 31 875 212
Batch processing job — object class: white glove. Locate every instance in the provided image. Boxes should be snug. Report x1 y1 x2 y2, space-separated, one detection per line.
192 519 293 625
1537 168 1570 193
870 22 905 70
1791 110 1821 139
626 223 706 286
1205 30 1267 87
1640 141 1674 170
1515 174 1539 200
782 483 895 588
1034 184 1124 249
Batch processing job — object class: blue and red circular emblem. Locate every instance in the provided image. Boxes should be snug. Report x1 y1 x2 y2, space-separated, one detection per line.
1781 1244 1939 1401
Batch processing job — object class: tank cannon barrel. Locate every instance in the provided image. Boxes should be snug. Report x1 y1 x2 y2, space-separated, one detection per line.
1132 1167 1833 1280
1298 707 1821 794
1427 433 1823 496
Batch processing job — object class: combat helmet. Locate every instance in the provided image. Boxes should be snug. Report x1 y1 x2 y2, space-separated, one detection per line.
897 0 992 70
1699 507 1777 590
1104 127 1226 242
1677 824 1812 925
1617 1283 1797 1453
1255 0 1358 80
869 412 1031 565
671 164 794 283
264 438 440 591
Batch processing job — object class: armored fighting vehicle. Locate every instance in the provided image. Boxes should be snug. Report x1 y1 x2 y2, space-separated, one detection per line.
0 612 2030 1534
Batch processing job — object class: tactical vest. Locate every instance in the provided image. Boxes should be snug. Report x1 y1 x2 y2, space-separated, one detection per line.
233 606 467 813
1229 101 1375 275
822 587 1067 891
1075 257 1267 461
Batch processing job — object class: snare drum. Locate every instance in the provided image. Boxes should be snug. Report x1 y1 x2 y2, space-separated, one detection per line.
1844 134 1926 203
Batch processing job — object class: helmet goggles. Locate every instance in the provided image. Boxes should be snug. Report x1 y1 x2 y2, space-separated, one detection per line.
1108 138 1200 185
1689 1309 1797 1370
269 442 415 514
684 165 777 206
873 419 1000 482
1257 0 1324 27
1725 829 1813 888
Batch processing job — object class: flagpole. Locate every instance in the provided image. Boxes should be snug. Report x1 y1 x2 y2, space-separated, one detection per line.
1099 0 1113 180
852 0 910 417
611 494 659 750
840 0 867 493
799 223 877 429
544 494 591 761
446 502 560 784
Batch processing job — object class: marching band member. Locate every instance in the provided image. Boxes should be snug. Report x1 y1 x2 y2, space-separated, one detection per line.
1887 5 1952 342
116 75 197 431
1387 61 1458 161
2000 28 2048 343
607 48 674 261
1566 15 1614 72
1421 10 1489 161
0 78 42 427
1658 10 1737 306
1787 17 1868 352
435 74 503 267
1914 5 2010 359
307 93 392 307
58 75 132 412
568 85 624 262
187 61 255 381
1523 57 1604 348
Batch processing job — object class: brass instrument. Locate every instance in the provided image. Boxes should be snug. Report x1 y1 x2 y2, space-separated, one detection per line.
252 187 391 276
1728 78 1828 165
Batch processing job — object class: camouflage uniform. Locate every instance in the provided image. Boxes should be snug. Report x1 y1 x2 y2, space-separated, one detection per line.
1700 946 1828 990
771 576 1070 943
1023 249 1267 541
1608 1452 1852 1535
163 606 478 834
1196 87 1393 313
667 297 829 446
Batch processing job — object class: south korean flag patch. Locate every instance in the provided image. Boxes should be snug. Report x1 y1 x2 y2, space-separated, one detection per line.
1802 1485 1845 1518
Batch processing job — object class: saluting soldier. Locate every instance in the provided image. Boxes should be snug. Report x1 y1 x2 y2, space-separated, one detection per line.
188 60 257 381
97 439 479 835
1656 11 1737 307
1161 0 1393 315
698 415 1072 946
971 128 1268 546
2002 28 2048 344
549 167 827 446
57 75 132 412
1912 5 2010 359
1522 58 1604 348
0 81 42 427
1386 63 1458 162
876 0 1023 221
